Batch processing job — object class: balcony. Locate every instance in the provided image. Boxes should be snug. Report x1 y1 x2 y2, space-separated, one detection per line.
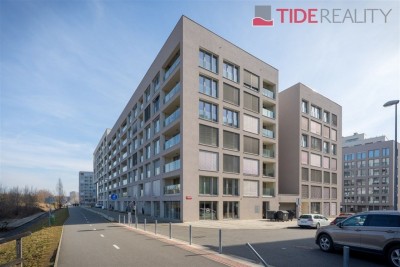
164 83 180 104
262 108 275 119
263 149 275 158
165 159 181 173
262 187 275 197
164 57 180 81
262 88 275 99
262 129 274 139
164 134 181 150
164 184 181 195
164 108 181 127
263 168 275 177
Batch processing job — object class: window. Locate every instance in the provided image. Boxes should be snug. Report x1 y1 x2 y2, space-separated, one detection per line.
301 151 309 164
323 126 330 139
223 201 239 219
302 168 309 181
324 172 330 183
199 124 218 147
199 176 218 195
344 153 354 161
199 50 218 73
153 159 160 176
199 100 218 122
223 108 239 128
145 144 151 159
243 136 259 155
311 105 321 119
323 157 330 169
310 121 322 135
331 114 337 126
243 70 259 90
243 180 258 197
301 100 308 113
145 163 151 178
323 111 330 123
301 135 308 148
382 148 390 156
301 117 309 131
153 96 160 113
223 61 239 82
331 129 337 141
310 153 321 167
311 137 322 151
145 125 151 140
153 139 160 155
223 130 239 151
331 159 337 170
223 154 240 173
199 75 218 98
199 151 218 171
153 73 160 91
223 83 240 105
244 92 259 113
144 105 151 122
331 144 337 155
323 141 330 153
243 158 259 176
223 178 239 196
357 152 366 159
153 118 160 134
243 114 259 134
145 86 151 103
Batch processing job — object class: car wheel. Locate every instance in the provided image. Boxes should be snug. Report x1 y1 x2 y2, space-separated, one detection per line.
388 245 400 267
316 223 321 229
318 234 333 252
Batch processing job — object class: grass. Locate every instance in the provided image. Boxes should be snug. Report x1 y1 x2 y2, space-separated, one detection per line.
0 207 69 267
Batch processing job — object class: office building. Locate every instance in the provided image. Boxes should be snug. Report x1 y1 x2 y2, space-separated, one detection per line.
93 16 280 221
79 171 95 206
342 133 399 212
278 83 342 216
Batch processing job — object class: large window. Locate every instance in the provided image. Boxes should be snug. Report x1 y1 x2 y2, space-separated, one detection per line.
301 134 308 148
243 114 259 134
223 108 239 128
199 75 218 98
323 111 330 123
199 201 218 220
223 201 239 219
199 176 218 195
199 50 218 73
223 154 240 173
199 124 218 147
243 158 259 176
223 83 240 105
199 151 218 171
243 136 259 155
199 100 218 122
243 180 258 197
223 178 239 196
223 130 239 151
243 70 259 91
223 61 239 82
244 92 259 113
311 105 321 119
382 148 390 156
311 137 322 151
301 100 308 113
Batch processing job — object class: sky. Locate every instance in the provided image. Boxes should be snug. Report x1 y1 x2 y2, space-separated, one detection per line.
0 0 399 194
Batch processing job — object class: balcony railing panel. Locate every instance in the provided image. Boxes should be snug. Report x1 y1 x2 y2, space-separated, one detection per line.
164 108 181 127
263 149 275 158
164 57 180 81
262 88 275 99
164 134 181 150
165 159 181 173
164 184 181 195
262 129 274 139
164 83 180 104
262 108 275 119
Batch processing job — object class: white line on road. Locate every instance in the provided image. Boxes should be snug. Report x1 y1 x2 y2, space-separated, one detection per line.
113 244 120 250
100 234 104 237
93 228 97 231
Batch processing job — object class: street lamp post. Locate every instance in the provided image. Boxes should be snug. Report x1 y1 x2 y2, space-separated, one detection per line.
384 100 399 211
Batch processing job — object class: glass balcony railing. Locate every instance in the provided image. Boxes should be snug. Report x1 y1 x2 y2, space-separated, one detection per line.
164 134 181 150
164 83 180 103
164 184 181 195
262 129 274 139
164 57 180 81
164 108 181 127
262 88 275 99
165 159 181 173
263 169 275 177
263 187 275 196
262 108 275 119
263 149 275 158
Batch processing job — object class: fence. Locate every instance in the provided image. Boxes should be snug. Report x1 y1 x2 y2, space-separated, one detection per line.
0 231 32 267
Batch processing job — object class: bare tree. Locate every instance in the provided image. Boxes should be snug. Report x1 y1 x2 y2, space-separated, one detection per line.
55 178 65 209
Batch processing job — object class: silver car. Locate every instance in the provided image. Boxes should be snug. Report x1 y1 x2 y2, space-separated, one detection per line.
315 210 400 267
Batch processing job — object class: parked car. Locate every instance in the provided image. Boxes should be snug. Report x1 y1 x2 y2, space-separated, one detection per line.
94 203 102 208
330 215 351 225
298 214 330 228
315 210 400 267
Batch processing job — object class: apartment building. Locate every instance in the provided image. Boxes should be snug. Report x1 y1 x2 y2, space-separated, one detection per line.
279 83 342 217
93 16 279 222
342 133 399 212
79 171 95 206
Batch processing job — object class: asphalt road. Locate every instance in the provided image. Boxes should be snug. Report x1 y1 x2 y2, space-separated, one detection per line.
56 207 229 267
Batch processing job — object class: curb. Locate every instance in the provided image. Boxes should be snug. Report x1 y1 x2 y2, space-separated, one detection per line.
54 225 63 267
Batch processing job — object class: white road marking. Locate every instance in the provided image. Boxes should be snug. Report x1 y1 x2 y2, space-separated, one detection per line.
113 244 120 250
100 234 104 237
93 228 97 231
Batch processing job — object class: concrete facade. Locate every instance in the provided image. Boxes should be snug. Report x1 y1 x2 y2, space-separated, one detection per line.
278 83 342 217
79 171 95 206
342 133 400 212
93 16 280 221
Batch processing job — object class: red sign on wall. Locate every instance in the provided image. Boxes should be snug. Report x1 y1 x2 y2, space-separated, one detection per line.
186 196 192 200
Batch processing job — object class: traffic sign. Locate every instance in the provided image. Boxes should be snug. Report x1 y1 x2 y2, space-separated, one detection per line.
110 194 118 200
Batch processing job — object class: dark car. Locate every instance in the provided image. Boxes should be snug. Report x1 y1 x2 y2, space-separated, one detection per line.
330 215 350 225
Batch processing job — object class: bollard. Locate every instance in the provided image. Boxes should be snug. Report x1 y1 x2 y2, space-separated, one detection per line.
219 229 222 254
189 225 192 245
169 222 172 239
119 214 120 224
343 246 349 267
144 218 147 231
124 215 125 224
135 216 138 229
155 220 157 235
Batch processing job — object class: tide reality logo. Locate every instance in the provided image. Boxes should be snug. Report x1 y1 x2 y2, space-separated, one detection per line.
253 6 274 26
